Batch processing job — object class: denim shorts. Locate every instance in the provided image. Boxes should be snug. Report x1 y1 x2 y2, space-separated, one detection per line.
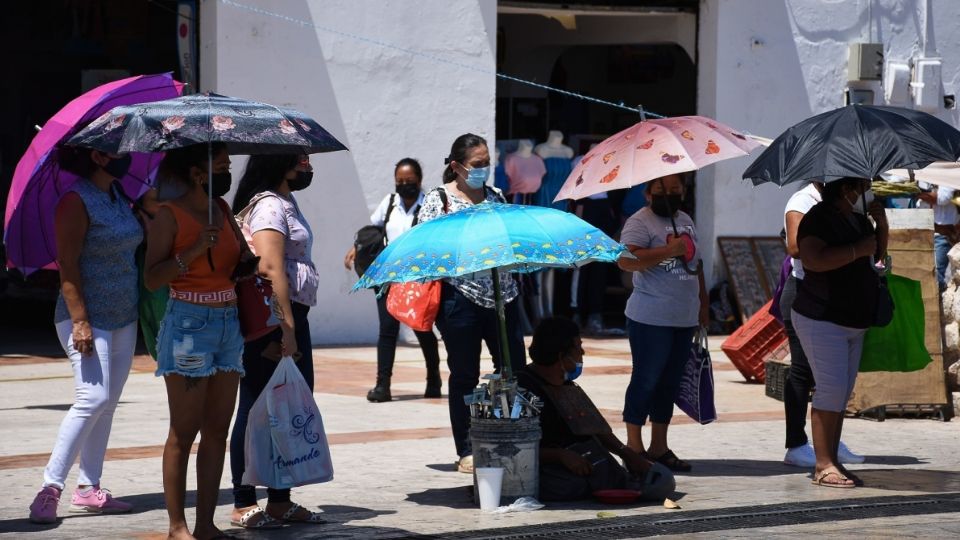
155 299 245 378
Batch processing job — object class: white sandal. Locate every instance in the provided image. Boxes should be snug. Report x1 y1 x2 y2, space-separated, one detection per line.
230 506 283 529
280 502 327 524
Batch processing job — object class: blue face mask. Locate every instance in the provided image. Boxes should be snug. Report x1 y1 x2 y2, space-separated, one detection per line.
464 166 490 189
564 362 583 382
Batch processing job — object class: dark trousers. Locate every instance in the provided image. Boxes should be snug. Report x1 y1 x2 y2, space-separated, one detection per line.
375 292 441 381
575 199 616 318
434 283 525 458
623 320 696 426
231 302 314 507
780 276 815 449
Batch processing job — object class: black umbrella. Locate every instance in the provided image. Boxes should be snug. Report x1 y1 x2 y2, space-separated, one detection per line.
742 104 960 186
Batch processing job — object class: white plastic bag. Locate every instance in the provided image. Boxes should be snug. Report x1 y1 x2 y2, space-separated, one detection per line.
242 356 334 489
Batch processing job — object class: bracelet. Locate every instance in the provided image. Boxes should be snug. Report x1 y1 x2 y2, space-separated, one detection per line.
174 253 189 275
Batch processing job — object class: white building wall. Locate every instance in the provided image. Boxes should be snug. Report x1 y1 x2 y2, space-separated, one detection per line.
200 0 497 344
697 0 960 285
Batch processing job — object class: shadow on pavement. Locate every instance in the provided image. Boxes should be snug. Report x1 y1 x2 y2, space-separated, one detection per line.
856 468 960 492
685 455 928 478
0 517 61 535
405 485 475 509
682 459 803 477
424 463 457 472
862 455 927 466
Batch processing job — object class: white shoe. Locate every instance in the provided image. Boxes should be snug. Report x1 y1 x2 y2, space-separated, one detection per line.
838 441 866 464
783 444 816 467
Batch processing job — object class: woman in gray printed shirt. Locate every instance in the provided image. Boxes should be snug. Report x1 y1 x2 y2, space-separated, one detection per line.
617 174 708 474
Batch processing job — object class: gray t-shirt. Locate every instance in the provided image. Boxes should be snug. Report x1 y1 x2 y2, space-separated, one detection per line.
620 207 701 328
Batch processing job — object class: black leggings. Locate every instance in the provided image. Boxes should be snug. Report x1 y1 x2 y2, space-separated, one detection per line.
375 292 441 381
780 276 815 449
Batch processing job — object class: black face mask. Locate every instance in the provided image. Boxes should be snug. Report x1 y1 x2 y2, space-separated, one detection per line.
202 172 232 198
396 183 420 199
288 171 313 192
650 194 683 217
102 154 132 180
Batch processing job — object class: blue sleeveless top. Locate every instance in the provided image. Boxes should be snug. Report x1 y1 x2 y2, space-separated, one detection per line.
54 180 142 330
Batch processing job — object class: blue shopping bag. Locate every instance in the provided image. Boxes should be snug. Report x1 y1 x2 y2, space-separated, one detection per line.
675 328 717 425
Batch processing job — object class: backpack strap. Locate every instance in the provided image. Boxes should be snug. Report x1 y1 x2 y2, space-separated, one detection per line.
484 185 506 203
438 187 450 214
384 193 397 226
411 203 422 226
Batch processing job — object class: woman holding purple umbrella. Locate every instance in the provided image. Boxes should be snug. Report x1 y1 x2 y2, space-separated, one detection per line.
28 146 140 524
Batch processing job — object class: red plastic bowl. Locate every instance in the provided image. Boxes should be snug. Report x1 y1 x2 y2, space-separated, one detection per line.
593 489 642 504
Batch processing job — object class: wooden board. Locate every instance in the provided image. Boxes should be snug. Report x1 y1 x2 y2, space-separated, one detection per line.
848 209 948 412
752 237 788 300
717 237 772 322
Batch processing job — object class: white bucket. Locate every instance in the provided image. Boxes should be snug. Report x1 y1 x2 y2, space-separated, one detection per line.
475 467 505 511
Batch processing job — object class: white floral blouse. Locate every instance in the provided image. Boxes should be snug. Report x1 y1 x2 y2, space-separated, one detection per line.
416 185 519 308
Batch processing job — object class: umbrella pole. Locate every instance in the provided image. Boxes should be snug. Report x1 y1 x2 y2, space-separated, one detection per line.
206 141 215 271
491 267 513 381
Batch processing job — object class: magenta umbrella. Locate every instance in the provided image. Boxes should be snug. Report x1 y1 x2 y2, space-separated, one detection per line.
4 73 184 274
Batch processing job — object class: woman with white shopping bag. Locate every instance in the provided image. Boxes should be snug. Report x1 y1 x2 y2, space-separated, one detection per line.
228 154 327 529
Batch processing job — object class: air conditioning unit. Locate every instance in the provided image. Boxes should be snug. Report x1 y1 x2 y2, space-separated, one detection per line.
848 43 883 81
911 57 942 112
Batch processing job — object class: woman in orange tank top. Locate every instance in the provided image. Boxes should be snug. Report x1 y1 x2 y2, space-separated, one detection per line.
144 142 255 540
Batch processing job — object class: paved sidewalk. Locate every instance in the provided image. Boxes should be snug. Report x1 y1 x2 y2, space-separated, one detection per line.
1 335 958 539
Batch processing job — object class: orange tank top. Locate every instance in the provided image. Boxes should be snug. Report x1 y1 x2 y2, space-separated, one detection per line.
162 198 241 299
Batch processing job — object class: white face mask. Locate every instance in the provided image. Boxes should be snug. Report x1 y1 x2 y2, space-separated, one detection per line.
850 188 874 214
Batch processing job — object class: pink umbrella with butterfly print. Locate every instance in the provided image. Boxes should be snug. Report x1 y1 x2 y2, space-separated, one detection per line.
554 116 762 202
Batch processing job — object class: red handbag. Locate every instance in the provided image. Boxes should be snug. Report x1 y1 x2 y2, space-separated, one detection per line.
236 275 281 342
386 281 441 332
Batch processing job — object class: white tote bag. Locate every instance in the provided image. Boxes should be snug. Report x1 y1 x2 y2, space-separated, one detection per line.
242 356 334 488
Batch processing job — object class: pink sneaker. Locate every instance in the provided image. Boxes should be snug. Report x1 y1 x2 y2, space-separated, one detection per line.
69 485 132 514
29 486 61 524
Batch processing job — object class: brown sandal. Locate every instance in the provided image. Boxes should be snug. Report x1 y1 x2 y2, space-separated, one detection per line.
812 468 855 489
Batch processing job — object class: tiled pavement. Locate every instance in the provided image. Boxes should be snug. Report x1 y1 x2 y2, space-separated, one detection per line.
1 335 958 539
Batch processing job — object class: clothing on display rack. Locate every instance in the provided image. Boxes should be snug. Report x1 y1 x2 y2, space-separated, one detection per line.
505 140 546 199
534 131 575 211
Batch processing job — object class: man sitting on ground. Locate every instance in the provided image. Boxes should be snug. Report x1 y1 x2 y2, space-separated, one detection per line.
518 317 675 502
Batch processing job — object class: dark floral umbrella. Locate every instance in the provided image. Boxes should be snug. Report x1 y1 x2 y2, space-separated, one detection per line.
66 92 347 155
66 92 348 270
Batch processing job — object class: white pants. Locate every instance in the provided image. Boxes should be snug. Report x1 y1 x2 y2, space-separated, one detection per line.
791 310 867 413
43 320 137 489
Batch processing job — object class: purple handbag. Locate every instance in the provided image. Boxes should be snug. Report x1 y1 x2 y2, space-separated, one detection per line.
675 328 716 425
768 256 793 323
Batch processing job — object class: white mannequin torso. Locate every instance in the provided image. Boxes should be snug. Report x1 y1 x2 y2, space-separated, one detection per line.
535 130 574 159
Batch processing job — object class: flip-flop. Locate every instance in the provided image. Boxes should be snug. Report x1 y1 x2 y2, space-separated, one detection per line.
281 502 328 524
230 506 283 529
839 468 865 487
812 468 856 489
651 449 692 472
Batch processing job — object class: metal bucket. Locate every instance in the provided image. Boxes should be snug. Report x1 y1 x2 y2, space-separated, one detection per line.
470 416 541 506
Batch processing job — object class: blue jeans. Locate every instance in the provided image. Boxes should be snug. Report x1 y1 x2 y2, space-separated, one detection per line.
935 233 951 289
624 320 696 426
434 283 525 458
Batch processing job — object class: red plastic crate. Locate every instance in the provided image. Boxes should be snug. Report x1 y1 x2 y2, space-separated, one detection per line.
721 300 786 383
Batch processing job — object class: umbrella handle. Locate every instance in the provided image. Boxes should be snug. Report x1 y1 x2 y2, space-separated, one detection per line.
491 267 513 381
